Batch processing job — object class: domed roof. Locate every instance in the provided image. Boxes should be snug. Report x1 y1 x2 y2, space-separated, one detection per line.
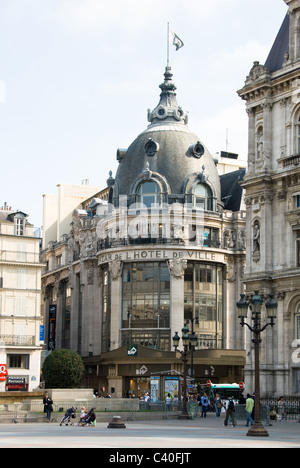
113 67 221 205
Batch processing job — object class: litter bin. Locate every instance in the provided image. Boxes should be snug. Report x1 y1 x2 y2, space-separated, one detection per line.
188 402 198 419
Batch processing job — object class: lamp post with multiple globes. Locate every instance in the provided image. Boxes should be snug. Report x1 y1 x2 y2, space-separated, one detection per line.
236 291 278 437
172 324 197 420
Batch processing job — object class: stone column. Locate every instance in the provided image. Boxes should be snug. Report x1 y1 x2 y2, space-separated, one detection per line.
109 260 123 351
247 107 256 174
262 102 273 171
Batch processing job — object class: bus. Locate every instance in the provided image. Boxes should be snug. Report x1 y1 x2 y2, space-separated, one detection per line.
199 383 243 401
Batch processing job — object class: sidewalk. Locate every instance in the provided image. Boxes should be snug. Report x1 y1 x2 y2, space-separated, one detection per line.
0 413 299 448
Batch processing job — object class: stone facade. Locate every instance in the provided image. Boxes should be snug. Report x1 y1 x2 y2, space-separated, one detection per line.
0 206 43 392
238 0 300 395
41 67 247 398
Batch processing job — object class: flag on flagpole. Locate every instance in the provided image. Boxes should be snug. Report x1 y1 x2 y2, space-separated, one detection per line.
169 29 184 51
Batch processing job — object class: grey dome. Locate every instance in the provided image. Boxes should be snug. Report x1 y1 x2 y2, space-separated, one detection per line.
113 67 221 206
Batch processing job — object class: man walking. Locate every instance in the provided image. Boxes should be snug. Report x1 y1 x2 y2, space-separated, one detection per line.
200 393 210 418
245 394 254 427
224 396 237 427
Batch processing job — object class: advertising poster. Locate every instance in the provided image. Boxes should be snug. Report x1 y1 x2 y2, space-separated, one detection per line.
164 377 179 400
150 377 159 402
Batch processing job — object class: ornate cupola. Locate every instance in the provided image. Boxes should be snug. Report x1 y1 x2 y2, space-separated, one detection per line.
113 67 221 209
147 66 189 126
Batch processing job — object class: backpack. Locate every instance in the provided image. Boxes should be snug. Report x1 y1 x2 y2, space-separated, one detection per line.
228 399 235 411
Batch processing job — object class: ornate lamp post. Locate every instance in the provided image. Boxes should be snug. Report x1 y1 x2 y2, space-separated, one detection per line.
237 291 278 437
173 324 197 420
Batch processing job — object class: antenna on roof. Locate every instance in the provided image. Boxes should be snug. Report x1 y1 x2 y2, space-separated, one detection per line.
226 128 229 152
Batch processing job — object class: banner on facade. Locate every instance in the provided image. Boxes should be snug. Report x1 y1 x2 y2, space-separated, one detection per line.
48 305 56 351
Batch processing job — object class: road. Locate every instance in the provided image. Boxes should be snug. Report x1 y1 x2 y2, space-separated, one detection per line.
0 414 299 449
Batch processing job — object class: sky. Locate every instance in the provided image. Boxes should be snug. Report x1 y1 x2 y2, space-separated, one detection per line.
0 0 288 228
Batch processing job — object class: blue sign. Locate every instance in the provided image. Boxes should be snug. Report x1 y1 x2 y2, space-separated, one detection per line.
40 325 45 344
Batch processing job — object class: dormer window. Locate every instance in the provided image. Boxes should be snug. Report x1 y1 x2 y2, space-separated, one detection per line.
136 181 161 208
194 183 213 211
14 216 25 236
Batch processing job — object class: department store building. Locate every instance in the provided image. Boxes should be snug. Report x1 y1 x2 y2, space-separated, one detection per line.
41 67 247 399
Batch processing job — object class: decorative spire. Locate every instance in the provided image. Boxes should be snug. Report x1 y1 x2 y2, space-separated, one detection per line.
147 67 188 126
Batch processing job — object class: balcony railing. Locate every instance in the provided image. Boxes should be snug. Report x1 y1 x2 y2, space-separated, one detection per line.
278 153 300 170
97 236 223 252
0 250 40 263
0 335 36 346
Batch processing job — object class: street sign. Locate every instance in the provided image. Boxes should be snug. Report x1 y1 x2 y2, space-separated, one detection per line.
0 364 8 382
207 380 212 388
239 381 245 390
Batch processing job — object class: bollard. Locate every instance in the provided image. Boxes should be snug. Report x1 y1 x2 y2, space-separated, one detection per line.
107 415 126 429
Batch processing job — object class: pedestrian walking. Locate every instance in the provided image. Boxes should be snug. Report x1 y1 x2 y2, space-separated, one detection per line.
200 393 210 418
224 396 237 427
165 393 172 411
43 392 54 422
214 393 222 418
278 396 286 422
245 394 254 427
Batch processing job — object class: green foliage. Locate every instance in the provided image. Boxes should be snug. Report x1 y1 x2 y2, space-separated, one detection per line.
42 349 85 389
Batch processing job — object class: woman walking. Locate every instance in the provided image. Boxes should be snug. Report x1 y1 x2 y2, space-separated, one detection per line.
43 392 54 422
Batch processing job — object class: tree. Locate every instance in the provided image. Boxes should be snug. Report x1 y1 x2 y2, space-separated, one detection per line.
42 349 85 389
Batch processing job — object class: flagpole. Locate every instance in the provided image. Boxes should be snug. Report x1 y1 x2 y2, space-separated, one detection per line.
167 22 170 68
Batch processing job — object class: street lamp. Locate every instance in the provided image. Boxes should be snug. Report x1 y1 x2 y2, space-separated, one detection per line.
172 324 197 420
237 291 278 437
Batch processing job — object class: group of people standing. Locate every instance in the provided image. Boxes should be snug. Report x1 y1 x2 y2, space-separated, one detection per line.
197 392 255 427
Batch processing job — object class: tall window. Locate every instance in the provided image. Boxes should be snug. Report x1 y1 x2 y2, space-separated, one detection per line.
102 267 111 353
137 181 161 208
61 282 71 349
296 230 300 267
194 184 213 211
122 262 170 350
184 262 224 349
295 114 300 154
296 305 300 340
14 217 25 236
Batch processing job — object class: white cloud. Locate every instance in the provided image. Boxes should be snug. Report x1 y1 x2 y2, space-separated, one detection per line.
0 80 6 104
214 40 272 73
181 0 239 20
190 103 248 158
55 0 169 35
54 0 242 36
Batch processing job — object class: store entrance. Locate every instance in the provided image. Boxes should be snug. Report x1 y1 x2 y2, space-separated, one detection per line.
125 377 150 399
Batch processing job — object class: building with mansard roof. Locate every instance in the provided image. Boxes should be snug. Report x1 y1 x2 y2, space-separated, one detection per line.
0 203 43 392
238 0 300 395
41 67 247 399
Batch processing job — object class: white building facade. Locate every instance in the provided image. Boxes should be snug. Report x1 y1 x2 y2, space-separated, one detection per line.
42 67 247 398
0 205 44 392
238 0 300 395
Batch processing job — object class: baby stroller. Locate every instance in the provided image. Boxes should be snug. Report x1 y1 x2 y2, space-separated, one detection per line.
60 407 77 426
78 407 96 427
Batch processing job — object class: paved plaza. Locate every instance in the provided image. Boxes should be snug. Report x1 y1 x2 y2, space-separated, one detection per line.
0 414 300 449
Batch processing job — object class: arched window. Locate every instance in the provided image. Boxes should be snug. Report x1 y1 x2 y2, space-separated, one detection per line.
136 181 161 208
194 184 213 211
296 115 300 154
296 304 300 340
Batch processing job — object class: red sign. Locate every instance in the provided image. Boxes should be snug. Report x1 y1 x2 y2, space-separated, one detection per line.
207 380 212 388
0 364 8 382
239 381 245 390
